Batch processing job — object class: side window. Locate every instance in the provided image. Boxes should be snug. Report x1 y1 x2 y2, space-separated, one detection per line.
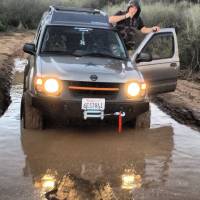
141 33 174 60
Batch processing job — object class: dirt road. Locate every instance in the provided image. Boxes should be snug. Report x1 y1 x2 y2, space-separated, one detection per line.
154 80 200 127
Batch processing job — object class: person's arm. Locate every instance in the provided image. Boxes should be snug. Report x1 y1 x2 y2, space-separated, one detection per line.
109 12 132 24
141 26 160 34
137 17 160 34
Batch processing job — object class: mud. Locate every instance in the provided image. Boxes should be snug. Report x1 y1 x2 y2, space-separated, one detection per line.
153 80 200 128
0 59 13 115
0 31 34 116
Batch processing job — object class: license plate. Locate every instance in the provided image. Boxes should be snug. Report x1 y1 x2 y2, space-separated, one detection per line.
81 98 105 110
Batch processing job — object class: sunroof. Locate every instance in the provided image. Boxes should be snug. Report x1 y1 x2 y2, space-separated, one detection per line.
51 11 109 27
53 6 98 14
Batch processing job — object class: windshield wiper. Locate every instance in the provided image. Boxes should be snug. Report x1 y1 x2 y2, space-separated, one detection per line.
41 51 83 57
79 52 125 60
41 51 126 60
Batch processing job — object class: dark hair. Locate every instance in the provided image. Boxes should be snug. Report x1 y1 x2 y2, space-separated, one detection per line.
127 0 140 10
126 0 141 18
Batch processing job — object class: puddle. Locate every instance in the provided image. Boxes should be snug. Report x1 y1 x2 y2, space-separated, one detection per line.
11 58 28 85
14 58 28 73
0 59 200 199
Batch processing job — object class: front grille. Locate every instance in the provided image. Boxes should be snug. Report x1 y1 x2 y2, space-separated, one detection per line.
68 81 120 88
67 81 121 100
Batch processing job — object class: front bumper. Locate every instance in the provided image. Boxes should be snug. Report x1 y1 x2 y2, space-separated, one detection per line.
28 92 149 120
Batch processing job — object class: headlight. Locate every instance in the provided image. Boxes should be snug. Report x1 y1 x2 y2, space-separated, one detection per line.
35 77 62 96
127 82 141 97
127 82 147 97
44 79 60 94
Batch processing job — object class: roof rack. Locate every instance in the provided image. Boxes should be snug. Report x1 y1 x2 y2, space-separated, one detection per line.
49 6 106 16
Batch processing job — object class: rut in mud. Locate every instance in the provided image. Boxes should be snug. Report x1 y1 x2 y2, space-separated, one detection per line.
0 32 34 116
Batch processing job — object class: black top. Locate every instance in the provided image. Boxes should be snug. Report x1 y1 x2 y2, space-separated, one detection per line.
115 10 145 50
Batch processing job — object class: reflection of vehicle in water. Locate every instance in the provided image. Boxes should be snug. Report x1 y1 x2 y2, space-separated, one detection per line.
21 6 179 130
21 126 174 199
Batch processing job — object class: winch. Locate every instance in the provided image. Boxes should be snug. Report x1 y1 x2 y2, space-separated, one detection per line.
83 110 126 133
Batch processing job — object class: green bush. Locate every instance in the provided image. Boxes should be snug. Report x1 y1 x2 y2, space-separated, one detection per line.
0 21 6 32
0 14 7 32
0 0 102 29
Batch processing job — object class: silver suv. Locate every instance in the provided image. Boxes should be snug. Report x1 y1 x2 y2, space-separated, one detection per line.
21 6 180 129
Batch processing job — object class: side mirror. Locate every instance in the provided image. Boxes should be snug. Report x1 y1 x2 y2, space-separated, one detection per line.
135 52 152 63
23 43 36 55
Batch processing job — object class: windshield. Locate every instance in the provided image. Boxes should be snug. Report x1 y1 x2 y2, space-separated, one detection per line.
40 26 127 60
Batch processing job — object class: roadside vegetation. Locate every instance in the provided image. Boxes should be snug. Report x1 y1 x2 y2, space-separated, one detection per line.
0 0 199 78
144 2 200 78
0 0 97 30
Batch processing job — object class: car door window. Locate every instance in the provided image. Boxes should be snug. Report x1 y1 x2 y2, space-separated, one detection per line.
141 33 174 60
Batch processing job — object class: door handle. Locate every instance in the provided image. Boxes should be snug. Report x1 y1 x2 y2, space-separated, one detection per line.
170 63 177 67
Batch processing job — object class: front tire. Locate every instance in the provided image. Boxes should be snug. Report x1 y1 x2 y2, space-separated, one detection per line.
21 93 43 129
134 109 151 129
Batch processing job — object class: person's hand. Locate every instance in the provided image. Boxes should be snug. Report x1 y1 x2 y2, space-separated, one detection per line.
152 26 160 32
126 9 137 19
125 12 132 19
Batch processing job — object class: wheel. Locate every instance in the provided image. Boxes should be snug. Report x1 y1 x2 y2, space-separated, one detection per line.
21 92 43 129
134 109 151 129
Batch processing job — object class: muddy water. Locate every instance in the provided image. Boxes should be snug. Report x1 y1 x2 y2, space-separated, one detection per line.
0 60 200 200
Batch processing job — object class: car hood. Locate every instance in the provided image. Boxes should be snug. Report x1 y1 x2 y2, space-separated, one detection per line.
36 55 144 83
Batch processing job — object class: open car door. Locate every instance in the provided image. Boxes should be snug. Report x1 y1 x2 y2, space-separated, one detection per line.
131 28 180 95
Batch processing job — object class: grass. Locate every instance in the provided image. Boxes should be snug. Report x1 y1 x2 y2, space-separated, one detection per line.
0 0 102 29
